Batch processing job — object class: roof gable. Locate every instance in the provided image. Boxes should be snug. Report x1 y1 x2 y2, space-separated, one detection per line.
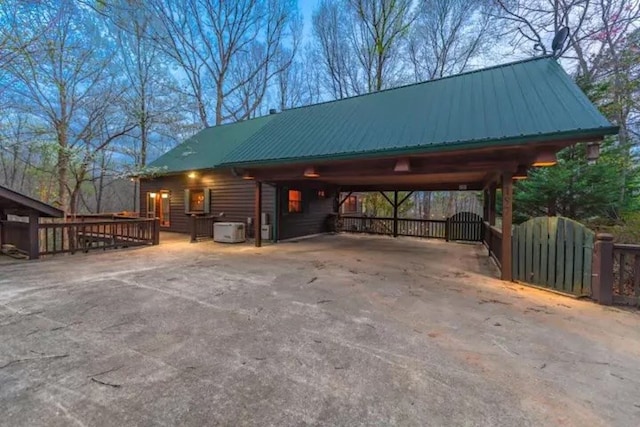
0 185 64 217
220 57 616 166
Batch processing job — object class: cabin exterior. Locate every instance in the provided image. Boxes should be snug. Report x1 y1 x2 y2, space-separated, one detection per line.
141 56 618 273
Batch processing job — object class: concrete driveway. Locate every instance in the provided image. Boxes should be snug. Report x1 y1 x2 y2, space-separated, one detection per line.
1 233 639 426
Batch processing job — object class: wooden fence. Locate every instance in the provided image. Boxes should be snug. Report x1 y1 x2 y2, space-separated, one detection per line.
189 215 217 242
39 218 159 256
483 222 503 268
338 212 482 242
611 243 640 306
511 217 594 297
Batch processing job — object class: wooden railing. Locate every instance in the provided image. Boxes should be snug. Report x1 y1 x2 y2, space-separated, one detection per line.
338 215 485 242
39 218 159 256
483 222 502 267
612 243 640 306
189 215 217 242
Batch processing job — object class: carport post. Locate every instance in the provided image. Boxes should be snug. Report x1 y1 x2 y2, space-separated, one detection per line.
393 191 398 237
501 173 513 281
28 211 39 260
255 181 262 247
489 185 496 226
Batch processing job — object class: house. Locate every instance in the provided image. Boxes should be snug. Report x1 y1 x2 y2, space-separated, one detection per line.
142 56 617 270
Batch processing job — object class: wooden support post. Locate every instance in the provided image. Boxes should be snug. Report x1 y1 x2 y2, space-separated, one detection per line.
489 185 496 226
28 212 39 260
152 218 160 245
0 211 6 245
255 181 262 247
501 173 513 281
189 214 197 243
482 189 489 222
393 191 398 238
592 233 614 305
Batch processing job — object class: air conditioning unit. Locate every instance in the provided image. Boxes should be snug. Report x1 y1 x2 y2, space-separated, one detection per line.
261 224 272 241
213 222 246 243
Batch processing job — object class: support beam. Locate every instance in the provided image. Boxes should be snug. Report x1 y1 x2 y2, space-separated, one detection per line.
489 185 496 226
379 191 393 206
393 191 398 238
501 172 513 281
397 191 414 208
28 211 39 260
255 181 262 247
482 189 489 222
337 191 353 208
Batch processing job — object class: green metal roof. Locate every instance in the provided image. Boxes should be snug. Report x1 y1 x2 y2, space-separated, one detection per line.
220 56 617 167
148 114 275 173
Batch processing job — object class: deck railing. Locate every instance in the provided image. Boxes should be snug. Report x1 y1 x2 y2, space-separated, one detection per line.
483 222 503 267
39 218 159 255
612 243 640 305
189 215 217 242
339 215 448 239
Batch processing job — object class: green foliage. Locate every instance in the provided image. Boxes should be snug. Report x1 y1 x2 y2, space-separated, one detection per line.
513 139 638 223
362 192 414 217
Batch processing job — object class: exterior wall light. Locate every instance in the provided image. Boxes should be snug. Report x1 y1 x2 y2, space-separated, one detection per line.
188 172 197 179
532 152 557 167
513 165 528 180
394 158 411 173
242 172 254 180
304 166 320 178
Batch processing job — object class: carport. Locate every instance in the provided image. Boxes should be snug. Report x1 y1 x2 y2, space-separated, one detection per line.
0 185 64 259
218 56 617 281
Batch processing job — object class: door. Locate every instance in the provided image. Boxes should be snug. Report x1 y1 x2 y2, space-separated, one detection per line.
146 190 170 227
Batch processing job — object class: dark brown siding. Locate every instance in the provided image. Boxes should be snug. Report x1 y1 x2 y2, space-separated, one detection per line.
140 170 275 234
278 187 336 240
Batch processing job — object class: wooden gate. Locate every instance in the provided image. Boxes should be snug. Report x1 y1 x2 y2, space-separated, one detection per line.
447 211 483 242
512 217 594 296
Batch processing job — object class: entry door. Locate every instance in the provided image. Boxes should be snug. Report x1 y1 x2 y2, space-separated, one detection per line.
147 191 170 227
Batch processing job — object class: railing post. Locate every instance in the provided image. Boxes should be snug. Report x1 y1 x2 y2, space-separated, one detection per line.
392 191 398 237
152 218 160 245
445 217 450 242
592 233 614 305
190 214 197 243
28 212 39 260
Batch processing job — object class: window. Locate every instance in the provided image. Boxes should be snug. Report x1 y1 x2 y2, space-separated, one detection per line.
189 189 205 212
343 195 358 213
288 190 302 213
184 189 210 214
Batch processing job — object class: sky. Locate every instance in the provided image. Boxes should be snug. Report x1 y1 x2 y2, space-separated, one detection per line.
299 0 321 41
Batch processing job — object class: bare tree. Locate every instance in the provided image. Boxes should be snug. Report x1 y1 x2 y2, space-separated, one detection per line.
407 0 494 81
348 0 415 91
1 1 132 213
149 0 299 126
312 0 365 98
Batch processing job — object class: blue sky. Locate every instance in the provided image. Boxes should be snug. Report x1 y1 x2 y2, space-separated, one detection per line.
299 0 321 40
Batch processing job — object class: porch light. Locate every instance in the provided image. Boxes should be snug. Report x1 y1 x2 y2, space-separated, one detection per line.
149 192 157 198
303 166 319 178
586 142 600 164
187 172 196 179
532 152 557 167
513 165 528 180
161 193 169 198
242 172 254 180
394 158 411 173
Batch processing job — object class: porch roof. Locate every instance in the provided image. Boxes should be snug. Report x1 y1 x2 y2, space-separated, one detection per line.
0 185 64 217
220 56 616 168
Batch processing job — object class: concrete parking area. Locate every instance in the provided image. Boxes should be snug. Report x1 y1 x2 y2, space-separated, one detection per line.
1 233 639 426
